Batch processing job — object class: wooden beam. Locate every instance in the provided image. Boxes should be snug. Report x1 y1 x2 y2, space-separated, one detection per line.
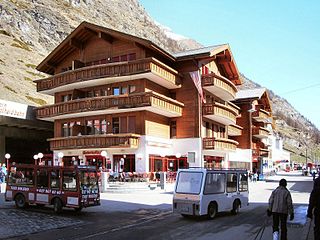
98 32 114 43
84 27 98 36
69 38 83 50
217 56 232 63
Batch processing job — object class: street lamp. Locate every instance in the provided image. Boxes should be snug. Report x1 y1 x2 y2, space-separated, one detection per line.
33 154 39 165
5 153 10 168
38 152 44 164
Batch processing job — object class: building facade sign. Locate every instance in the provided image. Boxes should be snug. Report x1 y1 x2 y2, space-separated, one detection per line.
0 99 28 119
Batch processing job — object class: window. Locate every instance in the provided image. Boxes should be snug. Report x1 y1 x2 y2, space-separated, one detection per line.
94 90 100 97
227 173 237 192
239 173 248 192
113 87 120 96
86 120 94 135
50 170 60 189
112 117 120 134
63 171 77 191
87 90 94 98
128 53 136 61
120 55 128 61
37 169 49 188
204 173 225 194
94 120 100 134
121 86 128 95
206 122 211 137
170 121 177 138
62 94 71 102
176 171 203 194
101 89 108 96
63 123 69 137
101 119 107 134
129 85 136 93
8 167 33 186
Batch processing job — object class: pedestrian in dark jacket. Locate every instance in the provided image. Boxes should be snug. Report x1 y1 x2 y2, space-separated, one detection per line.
268 178 294 240
307 176 320 240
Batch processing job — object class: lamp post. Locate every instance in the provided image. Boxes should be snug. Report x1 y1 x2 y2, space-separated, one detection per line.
38 152 44 165
5 153 10 169
33 154 39 165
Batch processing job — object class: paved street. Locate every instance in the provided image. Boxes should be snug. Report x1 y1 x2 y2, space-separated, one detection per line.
0 171 315 240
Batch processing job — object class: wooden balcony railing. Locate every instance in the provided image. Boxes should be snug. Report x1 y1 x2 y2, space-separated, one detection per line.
35 57 180 92
252 148 269 157
49 134 140 150
36 91 183 119
228 124 243 136
203 137 238 151
252 126 270 138
202 102 239 125
252 107 270 122
202 73 237 100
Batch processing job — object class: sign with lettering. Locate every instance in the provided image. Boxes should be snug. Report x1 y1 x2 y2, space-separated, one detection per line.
0 99 28 119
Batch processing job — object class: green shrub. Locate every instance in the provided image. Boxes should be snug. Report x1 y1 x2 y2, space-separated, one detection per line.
5 85 17 93
11 38 31 51
0 29 10 37
26 96 47 105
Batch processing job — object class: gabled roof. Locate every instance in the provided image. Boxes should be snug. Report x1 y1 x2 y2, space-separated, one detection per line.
235 87 272 112
172 44 227 58
37 21 176 74
236 88 267 100
173 44 241 85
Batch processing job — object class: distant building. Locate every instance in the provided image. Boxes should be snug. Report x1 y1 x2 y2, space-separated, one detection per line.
0 99 53 164
269 135 291 171
231 88 273 172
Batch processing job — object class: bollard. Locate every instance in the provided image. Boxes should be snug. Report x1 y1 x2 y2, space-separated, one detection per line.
101 172 109 193
160 172 166 190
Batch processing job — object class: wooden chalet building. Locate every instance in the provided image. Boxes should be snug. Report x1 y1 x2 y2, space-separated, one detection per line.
231 88 273 172
34 21 243 174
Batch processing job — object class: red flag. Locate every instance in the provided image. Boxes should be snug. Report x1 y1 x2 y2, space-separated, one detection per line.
189 71 206 103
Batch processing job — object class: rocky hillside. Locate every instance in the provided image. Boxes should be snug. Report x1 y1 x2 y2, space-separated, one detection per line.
0 0 319 162
0 0 201 106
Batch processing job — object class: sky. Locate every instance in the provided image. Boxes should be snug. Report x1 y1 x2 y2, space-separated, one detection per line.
139 0 320 129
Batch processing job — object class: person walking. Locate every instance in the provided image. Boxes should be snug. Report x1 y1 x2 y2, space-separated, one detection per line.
307 176 320 240
267 178 294 240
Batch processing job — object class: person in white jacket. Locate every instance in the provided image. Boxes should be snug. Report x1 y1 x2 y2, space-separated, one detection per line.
267 178 294 240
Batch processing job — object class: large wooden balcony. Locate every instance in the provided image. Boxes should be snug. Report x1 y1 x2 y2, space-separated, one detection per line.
36 91 184 121
252 148 269 158
203 137 238 151
252 126 270 139
34 57 180 94
252 107 271 123
202 73 237 101
49 134 140 151
228 124 243 136
202 102 239 125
